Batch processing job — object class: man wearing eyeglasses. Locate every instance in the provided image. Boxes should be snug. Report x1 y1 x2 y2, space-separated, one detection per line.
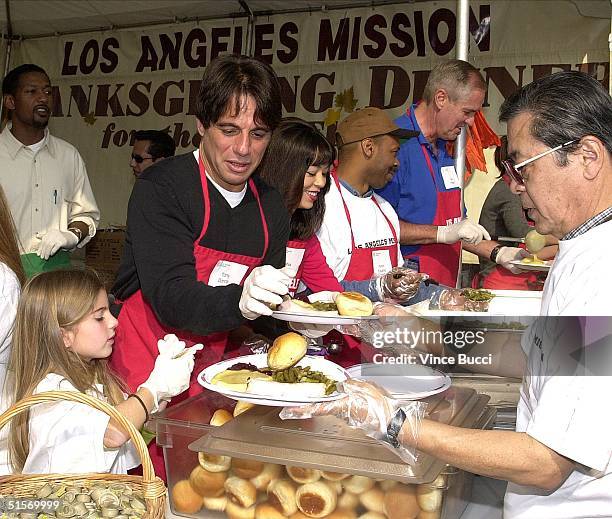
129 130 176 177
376 60 526 287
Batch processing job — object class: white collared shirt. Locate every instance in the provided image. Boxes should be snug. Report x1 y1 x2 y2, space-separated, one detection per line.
0 126 100 253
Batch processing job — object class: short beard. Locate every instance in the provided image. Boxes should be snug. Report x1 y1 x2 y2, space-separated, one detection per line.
32 119 49 130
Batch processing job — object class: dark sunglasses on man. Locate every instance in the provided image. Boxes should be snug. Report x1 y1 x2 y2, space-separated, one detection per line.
501 140 578 186
131 153 154 164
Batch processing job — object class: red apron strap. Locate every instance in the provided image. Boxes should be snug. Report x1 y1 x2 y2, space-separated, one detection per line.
332 171 357 251
197 150 212 243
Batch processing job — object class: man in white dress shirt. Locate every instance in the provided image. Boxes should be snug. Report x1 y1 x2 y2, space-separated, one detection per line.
0 64 99 277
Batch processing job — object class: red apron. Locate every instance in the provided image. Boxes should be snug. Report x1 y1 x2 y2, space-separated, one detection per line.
412 144 462 287
111 152 269 479
285 239 307 297
328 173 399 367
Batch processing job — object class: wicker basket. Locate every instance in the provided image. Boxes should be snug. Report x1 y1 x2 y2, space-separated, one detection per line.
0 390 166 518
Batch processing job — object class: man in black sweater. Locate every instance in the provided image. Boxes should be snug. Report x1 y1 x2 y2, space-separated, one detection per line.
111 54 291 407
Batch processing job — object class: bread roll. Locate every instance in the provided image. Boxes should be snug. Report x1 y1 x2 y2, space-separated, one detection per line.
268 479 298 516
225 476 257 508
286 466 322 484
198 451 231 472
289 513 310 519
327 481 343 495
171 479 202 514
325 509 358 519
210 408 233 426
234 400 256 417
188 466 226 497
202 495 227 512
255 503 287 519
417 511 442 519
337 492 359 509
342 475 375 494
267 332 308 370
358 513 386 519
359 487 385 513
296 481 338 518
226 500 256 519
383 485 420 519
321 471 349 481
416 484 443 512
379 479 398 491
250 463 282 490
232 458 265 479
335 292 373 317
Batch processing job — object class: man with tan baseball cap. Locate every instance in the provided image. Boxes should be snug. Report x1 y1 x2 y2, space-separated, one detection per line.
335 106 419 147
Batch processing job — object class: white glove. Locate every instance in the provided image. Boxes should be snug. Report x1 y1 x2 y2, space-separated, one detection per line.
495 246 530 274
436 219 491 245
239 265 294 320
139 335 203 412
36 229 79 260
157 333 187 358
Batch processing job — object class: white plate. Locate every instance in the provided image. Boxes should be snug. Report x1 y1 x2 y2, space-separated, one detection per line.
509 259 552 272
347 363 451 400
271 310 378 325
197 354 349 406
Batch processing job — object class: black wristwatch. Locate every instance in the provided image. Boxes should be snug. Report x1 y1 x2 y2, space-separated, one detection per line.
383 408 407 448
489 244 504 263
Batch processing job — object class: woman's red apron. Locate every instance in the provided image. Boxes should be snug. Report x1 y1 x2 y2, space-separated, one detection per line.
328 173 399 367
411 144 462 287
111 152 269 479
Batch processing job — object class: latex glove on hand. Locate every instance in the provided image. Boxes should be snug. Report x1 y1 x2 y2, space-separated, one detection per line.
36 229 79 260
436 219 491 245
376 267 429 303
280 379 425 464
157 333 187 358
239 265 295 320
139 338 203 412
495 246 530 274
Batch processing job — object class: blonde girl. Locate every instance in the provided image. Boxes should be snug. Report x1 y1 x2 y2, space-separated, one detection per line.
7 268 195 474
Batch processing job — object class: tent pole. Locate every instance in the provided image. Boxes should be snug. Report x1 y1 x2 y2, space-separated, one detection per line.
454 0 469 287
1 0 14 130
239 0 255 56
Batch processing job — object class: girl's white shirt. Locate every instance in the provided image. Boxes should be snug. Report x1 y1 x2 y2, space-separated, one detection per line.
22 373 140 474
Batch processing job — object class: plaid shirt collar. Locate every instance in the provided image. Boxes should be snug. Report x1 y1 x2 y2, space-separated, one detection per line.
562 206 612 240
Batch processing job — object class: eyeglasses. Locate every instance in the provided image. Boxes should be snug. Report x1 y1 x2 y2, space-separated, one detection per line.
501 140 578 186
131 153 154 164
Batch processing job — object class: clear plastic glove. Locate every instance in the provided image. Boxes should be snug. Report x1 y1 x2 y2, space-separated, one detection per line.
436 219 491 245
36 229 78 260
239 265 295 320
280 379 426 464
428 289 466 311
139 338 203 412
495 246 530 274
375 268 429 303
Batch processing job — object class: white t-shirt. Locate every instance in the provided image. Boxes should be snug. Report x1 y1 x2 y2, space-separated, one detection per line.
316 179 403 281
540 220 612 315
0 262 19 391
22 374 140 474
192 149 247 208
504 221 612 518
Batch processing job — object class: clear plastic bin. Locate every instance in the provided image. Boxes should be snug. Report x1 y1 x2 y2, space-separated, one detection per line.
155 387 495 519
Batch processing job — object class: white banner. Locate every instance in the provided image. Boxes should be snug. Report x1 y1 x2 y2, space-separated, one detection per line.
9 0 609 225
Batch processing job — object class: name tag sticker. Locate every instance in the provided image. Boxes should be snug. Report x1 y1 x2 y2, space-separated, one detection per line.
372 250 392 277
208 260 249 287
441 165 460 190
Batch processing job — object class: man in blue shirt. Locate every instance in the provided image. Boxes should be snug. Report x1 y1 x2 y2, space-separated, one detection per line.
377 60 525 286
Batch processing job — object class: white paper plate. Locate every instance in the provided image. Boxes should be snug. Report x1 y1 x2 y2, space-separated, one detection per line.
197 354 349 406
347 363 451 400
271 310 378 325
509 259 552 272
